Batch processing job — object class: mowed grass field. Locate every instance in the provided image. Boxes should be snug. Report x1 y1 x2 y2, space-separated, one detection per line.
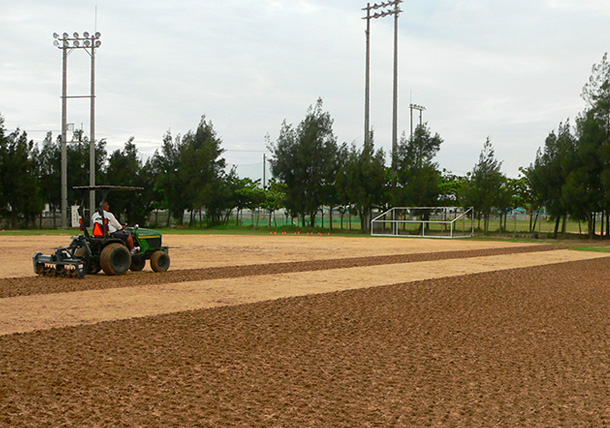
1 233 610 427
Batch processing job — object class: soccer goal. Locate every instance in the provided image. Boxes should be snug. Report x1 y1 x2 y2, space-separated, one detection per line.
371 207 475 238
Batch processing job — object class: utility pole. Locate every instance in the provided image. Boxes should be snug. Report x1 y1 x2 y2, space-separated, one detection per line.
53 31 101 227
409 103 425 139
60 42 68 229
89 34 97 219
361 1 403 176
391 0 400 179
364 3 371 146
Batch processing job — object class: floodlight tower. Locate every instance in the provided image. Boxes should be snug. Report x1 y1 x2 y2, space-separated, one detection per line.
409 103 426 139
362 1 403 177
53 31 101 227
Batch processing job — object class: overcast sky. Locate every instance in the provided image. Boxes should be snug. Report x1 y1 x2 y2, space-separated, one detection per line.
2 0 609 181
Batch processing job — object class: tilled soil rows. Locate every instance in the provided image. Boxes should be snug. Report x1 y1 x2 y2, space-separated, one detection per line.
1 236 610 427
0 234 550 279
0 244 557 298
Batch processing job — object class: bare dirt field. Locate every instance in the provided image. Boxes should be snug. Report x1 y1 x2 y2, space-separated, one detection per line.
0 233 549 278
2 233 610 427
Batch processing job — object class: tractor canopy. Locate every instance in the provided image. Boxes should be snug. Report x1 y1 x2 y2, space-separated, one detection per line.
74 185 144 237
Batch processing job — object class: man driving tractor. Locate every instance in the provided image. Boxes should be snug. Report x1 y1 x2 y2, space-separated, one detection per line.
91 201 140 254
34 185 169 278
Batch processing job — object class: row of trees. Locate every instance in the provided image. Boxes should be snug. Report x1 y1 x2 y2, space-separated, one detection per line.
525 53 610 238
268 98 519 233
1 54 608 235
0 104 517 232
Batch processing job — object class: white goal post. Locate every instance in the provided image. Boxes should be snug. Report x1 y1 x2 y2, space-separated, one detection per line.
371 207 475 238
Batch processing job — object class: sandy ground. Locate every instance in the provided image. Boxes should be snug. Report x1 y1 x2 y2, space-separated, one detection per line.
0 248 606 336
3 233 542 278
0 234 576 335
2 233 610 427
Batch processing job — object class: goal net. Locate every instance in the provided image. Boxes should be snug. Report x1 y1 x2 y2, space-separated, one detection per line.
371 207 474 238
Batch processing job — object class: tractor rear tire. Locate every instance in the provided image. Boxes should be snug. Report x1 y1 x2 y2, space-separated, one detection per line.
100 243 131 275
150 250 170 272
130 256 146 271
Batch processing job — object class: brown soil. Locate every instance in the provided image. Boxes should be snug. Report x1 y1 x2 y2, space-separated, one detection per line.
2 234 610 426
0 234 545 279
0 243 559 298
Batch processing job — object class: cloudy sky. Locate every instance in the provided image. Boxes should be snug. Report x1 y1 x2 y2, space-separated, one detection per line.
1 0 608 180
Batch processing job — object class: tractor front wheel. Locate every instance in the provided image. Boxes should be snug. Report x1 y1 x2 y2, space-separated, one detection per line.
150 250 170 272
130 256 146 272
100 243 131 275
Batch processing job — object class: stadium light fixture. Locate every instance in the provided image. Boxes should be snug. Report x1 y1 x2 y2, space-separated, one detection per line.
362 0 403 181
52 30 102 228
409 104 426 139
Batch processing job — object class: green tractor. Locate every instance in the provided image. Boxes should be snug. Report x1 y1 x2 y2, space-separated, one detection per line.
33 185 170 278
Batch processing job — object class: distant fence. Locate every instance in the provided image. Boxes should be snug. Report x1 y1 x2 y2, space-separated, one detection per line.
8 207 608 236
3 207 366 230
